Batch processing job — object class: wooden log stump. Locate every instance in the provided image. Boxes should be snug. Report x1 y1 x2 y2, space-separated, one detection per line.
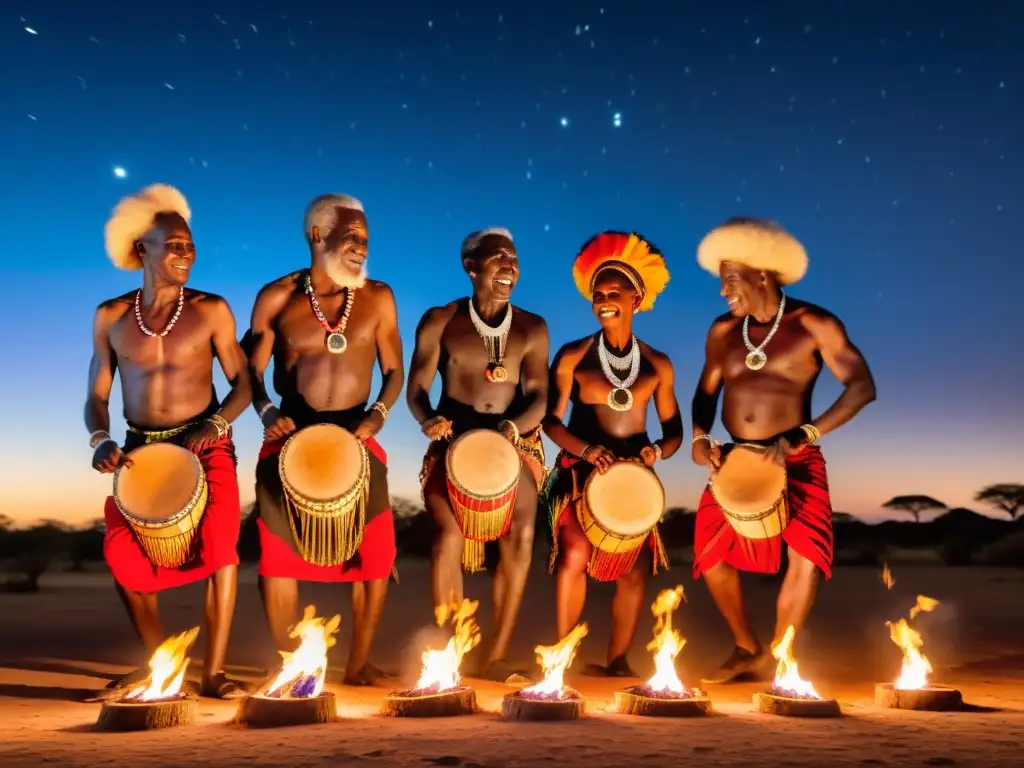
234 692 337 728
874 683 963 711
96 695 198 731
501 690 584 722
753 691 841 718
381 686 477 717
614 686 713 717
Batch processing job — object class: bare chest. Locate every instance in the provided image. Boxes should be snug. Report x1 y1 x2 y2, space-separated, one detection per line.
441 316 529 371
720 321 820 383
575 354 658 403
276 294 377 357
111 309 212 369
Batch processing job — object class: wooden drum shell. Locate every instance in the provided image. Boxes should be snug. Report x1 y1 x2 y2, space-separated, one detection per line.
444 431 521 544
709 447 789 541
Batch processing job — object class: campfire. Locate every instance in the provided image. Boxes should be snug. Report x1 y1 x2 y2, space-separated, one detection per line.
753 624 840 717
383 599 480 717
96 627 200 731
615 586 712 716
502 623 588 721
236 605 340 728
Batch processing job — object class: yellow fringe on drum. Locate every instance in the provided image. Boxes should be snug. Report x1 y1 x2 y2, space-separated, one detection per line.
285 482 369 568
462 539 486 573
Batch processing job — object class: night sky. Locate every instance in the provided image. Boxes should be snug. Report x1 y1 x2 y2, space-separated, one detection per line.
2 1 1021 525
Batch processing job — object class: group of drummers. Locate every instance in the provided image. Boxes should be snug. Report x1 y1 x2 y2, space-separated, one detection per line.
86 184 876 700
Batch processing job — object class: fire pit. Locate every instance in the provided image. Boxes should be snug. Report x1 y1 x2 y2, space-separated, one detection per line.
96 627 200 731
615 586 713 717
876 593 961 711
235 606 340 729
502 623 588 722
383 599 479 718
754 625 840 718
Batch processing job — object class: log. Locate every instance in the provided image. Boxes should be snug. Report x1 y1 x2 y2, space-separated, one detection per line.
96 695 197 731
234 692 337 728
381 686 478 717
874 683 963 711
753 691 841 718
614 686 713 717
501 690 584 722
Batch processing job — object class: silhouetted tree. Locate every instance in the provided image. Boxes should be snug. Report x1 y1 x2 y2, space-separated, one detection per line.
69 518 105 571
882 495 946 523
975 484 1024 521
832 511 855 522
6 520 72 591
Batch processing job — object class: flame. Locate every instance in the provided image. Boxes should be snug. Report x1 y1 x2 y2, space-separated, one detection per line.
881 563 895 590
262 605 341 699
887 594 940 690
770 625 821 699
413 599 481 692
522 623 588 698
122 627 200 702
644 585 691 695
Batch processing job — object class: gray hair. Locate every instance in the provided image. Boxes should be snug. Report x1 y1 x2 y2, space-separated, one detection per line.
303 194 364 242
461 227 514 260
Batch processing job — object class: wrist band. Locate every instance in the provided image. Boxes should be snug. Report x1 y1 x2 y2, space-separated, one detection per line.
497 419 520 444
371 401 389 421
207 413 230 439
692 433 712 445
799 423 821 444
258 402 275 419
652 443 663 461
89 430 111 449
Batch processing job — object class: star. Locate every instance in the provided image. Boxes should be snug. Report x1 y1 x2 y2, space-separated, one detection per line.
613 112 622 127
559 117 569 127
113 167 127 178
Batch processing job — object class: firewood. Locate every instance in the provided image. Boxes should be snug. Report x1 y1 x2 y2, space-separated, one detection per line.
234 693 337 728
96 695 197 731
381 686 477 717
614 687 713 717
501 690 584 721
753 691 841 717
874 683 963 711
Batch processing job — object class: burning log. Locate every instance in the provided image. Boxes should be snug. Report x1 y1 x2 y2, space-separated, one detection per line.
877 593 961 710
235 606 340 728
96 627 200 731
615 586 713 717
382 599 480 718
754 625 841 718
502 623 588 722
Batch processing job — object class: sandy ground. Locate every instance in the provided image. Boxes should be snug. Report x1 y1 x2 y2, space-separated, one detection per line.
2 560 1023 767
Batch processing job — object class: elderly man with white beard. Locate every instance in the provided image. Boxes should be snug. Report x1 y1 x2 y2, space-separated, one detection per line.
245 194 404 686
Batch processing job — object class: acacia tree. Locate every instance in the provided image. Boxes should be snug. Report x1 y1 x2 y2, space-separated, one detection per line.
882 495 947 523
975 484 1024 521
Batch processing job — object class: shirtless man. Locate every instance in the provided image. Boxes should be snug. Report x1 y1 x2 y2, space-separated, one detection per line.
86 184 251 699
542 231 683 676
690 217 877 683
246 194 403 686
407 228 549 681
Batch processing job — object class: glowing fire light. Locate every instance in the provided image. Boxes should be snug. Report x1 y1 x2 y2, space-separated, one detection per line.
643 585 692 696
122 627 200 702
413 598 481 692
881 562 895 590
522 623 588 699
770 625 821 700
887 594 940 690
261 605 341 699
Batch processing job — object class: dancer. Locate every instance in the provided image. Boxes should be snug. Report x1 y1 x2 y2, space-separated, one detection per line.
690 216 876 683
542 231 682 676
87 184 251 698
407 228 549 680
246 194 403 686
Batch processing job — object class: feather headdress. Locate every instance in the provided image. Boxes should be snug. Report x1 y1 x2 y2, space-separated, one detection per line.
572 231 669 312
696 217 807 285
104 184 191 271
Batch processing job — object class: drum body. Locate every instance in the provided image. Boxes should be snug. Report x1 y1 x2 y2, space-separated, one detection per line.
578 461 665 581
279 424 370 566
113 443 208 569
445 429 522 543
709 444 789 540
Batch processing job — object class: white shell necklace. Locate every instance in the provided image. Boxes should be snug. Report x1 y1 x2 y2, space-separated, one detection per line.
597 333 640 411
468 298 513 383
742 291 786 371
134 287 184 337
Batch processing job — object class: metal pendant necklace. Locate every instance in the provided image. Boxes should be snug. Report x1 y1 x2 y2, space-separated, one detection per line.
742 291 786 371
468 298 513 383
134 287 184 337
305 271 354 354
597 333 640 411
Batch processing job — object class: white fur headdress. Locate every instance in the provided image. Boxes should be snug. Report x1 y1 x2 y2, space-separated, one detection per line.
461 227 514 259
304 194 364 242
696 217 808 285
104 184 191 271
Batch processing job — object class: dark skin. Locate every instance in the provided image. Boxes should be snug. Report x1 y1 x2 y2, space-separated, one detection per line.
84 212 252 697
247 206 404 686
407 233 550 680
692 260 876 679
543 270 683 672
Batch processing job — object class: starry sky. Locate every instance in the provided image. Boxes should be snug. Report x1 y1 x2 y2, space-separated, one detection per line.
2 1 1021 526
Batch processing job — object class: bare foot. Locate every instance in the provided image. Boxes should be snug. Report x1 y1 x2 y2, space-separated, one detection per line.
700 645 770 684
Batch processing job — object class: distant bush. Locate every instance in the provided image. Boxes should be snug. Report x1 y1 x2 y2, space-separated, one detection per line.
981 529 1024 567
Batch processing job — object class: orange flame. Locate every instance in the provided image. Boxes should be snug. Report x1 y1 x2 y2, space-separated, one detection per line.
522 623 588 698
886 594 940 690
881 563 895 590
122 627 200 702
770 625 821 699
262 605 341 698
644 585 691 695
414 598 481 691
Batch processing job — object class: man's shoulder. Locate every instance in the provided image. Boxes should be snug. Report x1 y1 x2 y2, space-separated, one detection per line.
554 334 594 364
361 278 397 302
638 339 673 368
418 300 461 327
789 297 842 334
255 271 303 305
185 288 238 320
512 305 548 332
95 292 134 320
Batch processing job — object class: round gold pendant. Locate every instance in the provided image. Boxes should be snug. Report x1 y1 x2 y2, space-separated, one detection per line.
745 350 767 370
326 332 348 354
607 387 633 411
489 364 508 383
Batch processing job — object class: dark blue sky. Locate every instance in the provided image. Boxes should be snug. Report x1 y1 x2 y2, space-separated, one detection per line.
2 1 1021 523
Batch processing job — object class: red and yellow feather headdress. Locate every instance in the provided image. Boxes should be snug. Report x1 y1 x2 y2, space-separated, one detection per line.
572 231 669 312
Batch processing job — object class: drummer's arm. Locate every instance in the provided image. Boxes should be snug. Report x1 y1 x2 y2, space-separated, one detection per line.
84 303 118 439
370 284 405 414
650 353 683 460
406 307 446 424
691 323 726 440
247 283 290 417
801 311 876 437
541 342 592 458
500 316 550 434
207 296 252 424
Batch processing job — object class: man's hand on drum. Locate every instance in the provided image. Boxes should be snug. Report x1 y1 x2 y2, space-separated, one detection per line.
421 415 453 441
765 428 808 466
638 444 659 468
261 406 298 441
691 439 722 472
185 421 221 453
92 440 132 474
353 409 384 442
582 445 615 473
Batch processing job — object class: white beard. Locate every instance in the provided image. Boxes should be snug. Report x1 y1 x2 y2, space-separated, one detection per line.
323 255 368 290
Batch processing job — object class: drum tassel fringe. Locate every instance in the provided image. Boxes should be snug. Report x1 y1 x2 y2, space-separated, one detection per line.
285 484 369 567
